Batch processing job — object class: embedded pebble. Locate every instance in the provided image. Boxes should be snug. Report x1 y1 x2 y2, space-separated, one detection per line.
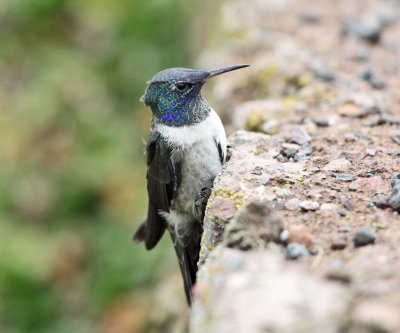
340 195 354 211
331 173 356 182
269 149 280 158
280 230 289 242
389 151 400 157
284 198 301 211
311 63 336 82
290 125 312 145
268 200 285 211
361 70 387 89
323 159 351 172
392 135 400 145
337 104 365 117
262 119 280 135
388 178 400 211
320 203 337 211
331 238 347 250
353 227 376 247
365 148 376 156
286 242 310 259
275 188 293 198
301 142 313 155
342 18 383 44
371 193 389 209
348 183 361 191
282 148 297 158
294 151 307 161
338 210 347 217
313 117 330 127
345 133 357 142
287 225 313 248
300 200 320 211
354 49 369 62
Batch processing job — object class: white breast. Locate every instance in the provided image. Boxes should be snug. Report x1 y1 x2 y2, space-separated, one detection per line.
156 108 227 155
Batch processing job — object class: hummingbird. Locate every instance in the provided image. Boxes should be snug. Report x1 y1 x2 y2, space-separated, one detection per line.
133 64 249 304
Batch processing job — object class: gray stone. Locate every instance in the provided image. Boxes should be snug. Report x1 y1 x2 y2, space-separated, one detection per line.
388 178 400 211
286 242 310 259
348 182 361 191
301 142 314 155
275 188 293 198
353 227 376 247
282 148 297 158
342 18 384 44
371 193 389 209
340 195 354 211
361 70 387 89
391 173 400 187
294 151 307 161
262 119 280 135
290 125 312 145
311 63 336 82
268 200 285 211
392 135 400 145
331 173 356 182
285 198 301 211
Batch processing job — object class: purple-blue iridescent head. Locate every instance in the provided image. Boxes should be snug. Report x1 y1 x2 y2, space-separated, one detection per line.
142 65 249 127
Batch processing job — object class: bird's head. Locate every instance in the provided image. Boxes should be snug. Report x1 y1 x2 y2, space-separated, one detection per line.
141 64 249 127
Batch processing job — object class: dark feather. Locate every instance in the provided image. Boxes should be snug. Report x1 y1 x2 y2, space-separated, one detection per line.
138 132 180 250
168 219 202 305
132 219 146 245
214 137 224 164
134 130 200 304
134 132 181 249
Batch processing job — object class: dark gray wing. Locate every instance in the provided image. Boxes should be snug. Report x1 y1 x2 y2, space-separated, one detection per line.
133 131 181 249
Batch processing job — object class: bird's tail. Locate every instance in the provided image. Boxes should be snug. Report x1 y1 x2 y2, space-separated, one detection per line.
133 220 146 245
168 220 202 305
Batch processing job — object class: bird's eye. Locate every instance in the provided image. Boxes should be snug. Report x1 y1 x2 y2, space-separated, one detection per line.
175 82 190 92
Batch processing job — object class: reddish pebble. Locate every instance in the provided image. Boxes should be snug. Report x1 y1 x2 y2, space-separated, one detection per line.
287 225 313 248
331 238 347 250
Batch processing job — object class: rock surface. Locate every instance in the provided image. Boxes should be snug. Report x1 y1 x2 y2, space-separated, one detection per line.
194 130 400 332
191 247 350 333
191 0 400 332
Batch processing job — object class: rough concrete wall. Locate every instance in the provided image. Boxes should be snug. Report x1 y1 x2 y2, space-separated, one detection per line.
191 0 400 332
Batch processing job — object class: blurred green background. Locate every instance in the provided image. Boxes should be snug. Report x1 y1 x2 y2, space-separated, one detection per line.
0 0 199 332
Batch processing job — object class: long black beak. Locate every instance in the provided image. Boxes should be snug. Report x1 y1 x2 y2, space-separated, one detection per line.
202 64 250 82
